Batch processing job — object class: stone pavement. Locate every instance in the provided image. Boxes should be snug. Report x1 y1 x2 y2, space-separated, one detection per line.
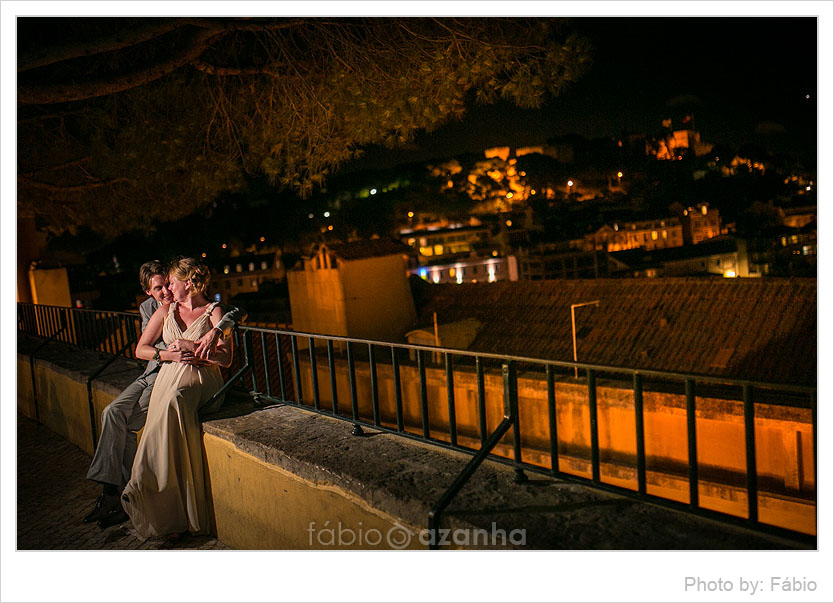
16 413 230 551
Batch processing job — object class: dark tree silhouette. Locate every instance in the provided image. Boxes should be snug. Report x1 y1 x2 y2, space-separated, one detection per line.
17 17 592 236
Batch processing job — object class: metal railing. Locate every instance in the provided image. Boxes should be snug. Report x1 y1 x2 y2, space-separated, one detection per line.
18 303 817 547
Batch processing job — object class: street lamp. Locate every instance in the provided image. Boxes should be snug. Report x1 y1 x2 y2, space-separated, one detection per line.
571 300 599 378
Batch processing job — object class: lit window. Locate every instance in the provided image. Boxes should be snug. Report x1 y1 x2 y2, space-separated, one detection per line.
236 264 242 273
223 266 230 274
248 263 255 271
781 237 787 247
652 231 658 240
261 261 268 270
449 268 456 277
434 244 444 255
791 235 799 244
662 230 667 239
701 205 708 215
251 280 257 287
420 247 434 256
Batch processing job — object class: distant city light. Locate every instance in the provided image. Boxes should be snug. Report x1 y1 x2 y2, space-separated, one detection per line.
201 252 207 258
327 225 334 231
492 250 498 257
407 211 414 218
324 212 330 217
617 172 623 178
419 268 428 279
308 213 314 219
506 192 513 198
505 220 512 227
221 243 227 249
370 188 377 195
259 236 265 242
806 186 811 191
723 269 737 278
806 94 810 99
530 189 536 195
567 180 574 187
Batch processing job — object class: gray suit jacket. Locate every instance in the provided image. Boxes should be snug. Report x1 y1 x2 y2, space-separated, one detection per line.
138 297 245 378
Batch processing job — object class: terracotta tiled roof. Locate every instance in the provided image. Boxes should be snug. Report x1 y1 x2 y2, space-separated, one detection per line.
311 239 412 261
414 278 816 385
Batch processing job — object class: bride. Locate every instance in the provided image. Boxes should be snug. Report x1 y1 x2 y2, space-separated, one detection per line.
122 256 232 539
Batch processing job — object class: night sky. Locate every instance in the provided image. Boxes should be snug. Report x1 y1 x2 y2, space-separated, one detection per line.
348 17 818 170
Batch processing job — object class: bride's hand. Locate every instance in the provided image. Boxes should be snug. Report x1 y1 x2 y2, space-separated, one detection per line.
168 339 196 353
167 349 195 363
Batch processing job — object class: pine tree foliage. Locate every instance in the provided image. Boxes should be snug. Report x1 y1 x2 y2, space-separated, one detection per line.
18 17 592 235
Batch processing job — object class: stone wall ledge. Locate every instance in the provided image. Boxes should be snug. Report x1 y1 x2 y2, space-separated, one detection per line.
203 402 810 549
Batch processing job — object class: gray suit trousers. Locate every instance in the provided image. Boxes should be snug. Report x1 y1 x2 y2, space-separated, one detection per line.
85 371 157 488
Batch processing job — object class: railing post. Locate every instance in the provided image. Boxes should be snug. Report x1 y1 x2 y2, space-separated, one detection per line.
685 379 699 509
546 364 559 476
588 368 600 483
291 335 302 405
309 337 320 410
743 384 758 524
503 361 526 483
327 339 339 415
392 347 403 432
418 349 429 439
445 353 457 447
634 373 646 495
347 341 362 436
476 357 487 444
369 344 380 426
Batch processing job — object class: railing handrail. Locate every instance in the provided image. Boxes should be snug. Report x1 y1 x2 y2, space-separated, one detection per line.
237 325 817 395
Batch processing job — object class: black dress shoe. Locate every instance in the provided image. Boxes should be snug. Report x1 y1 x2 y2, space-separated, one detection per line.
83 493 118 524
97 507 129 529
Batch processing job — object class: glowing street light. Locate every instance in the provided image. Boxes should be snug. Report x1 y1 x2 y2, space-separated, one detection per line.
571 300 599 378
567 180 574 195
617 171 623 185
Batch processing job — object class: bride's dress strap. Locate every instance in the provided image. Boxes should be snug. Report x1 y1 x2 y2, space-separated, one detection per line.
204 301 219 315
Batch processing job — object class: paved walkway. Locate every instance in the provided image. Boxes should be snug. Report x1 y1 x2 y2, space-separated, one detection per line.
16 413 230 551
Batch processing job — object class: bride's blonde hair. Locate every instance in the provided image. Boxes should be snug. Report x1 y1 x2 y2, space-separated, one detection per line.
168 257 210 295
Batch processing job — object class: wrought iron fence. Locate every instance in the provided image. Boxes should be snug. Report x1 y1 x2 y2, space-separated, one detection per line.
18 302 817 547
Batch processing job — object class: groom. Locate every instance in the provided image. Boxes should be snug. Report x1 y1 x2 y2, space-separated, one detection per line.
82 260 245 529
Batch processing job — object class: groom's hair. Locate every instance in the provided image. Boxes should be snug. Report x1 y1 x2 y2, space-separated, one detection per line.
139 260 167 292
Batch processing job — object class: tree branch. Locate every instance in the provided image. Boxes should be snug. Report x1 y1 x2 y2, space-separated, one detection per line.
18 19 187 73
190 59 282 77
18 156 92 176
18 28 225 105
18 175 131 192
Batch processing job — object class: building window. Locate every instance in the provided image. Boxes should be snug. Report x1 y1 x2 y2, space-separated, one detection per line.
223 265 230 274
662 230 667 239
651 231 658 240
434 244 444 255
249 262 255 272
261 261 268 270
449 268 456 277
235 264 242 273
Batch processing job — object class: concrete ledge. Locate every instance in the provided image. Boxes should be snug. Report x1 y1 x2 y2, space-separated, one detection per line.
203 403 811 550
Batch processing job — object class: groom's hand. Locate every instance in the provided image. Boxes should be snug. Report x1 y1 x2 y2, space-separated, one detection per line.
194 328 221 360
